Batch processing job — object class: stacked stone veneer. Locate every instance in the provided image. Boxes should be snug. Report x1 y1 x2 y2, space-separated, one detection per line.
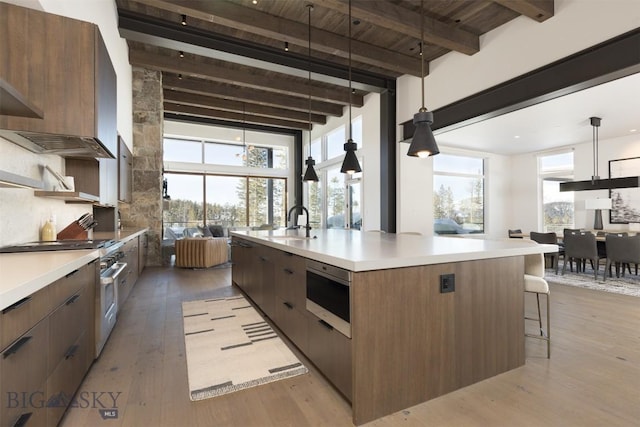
120 67 163 266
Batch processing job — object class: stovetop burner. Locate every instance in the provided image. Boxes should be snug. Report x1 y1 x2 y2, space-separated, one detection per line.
0 239 116 253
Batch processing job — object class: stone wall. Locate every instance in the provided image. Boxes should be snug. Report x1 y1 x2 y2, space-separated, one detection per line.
120 68 163 266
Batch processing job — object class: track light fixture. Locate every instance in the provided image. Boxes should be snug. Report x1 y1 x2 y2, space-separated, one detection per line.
181 14 187 26
340 0 362 175
179 51 184 58
284 41 289 52
302 4 319 182
407 0 439 158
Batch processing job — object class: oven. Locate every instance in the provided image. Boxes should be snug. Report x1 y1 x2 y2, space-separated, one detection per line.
306 259 352 338
96 242 126 357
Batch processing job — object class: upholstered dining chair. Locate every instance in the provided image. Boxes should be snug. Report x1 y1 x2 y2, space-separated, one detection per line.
524 252 550 358
603 234 640 281
529 231 560 274
562 231 602 280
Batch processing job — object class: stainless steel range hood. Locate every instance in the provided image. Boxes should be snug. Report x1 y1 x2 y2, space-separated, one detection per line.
0 130 115 159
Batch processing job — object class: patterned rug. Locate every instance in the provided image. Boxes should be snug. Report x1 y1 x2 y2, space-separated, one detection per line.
182 295 308 401
545 262 640 297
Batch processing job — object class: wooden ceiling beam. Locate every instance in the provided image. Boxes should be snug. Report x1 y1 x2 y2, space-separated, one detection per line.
493 0 554 22
320 0 479 55
163 75 344 117
164 102 312 130
164 90 327 125
130 48 363 106
130 0 422 77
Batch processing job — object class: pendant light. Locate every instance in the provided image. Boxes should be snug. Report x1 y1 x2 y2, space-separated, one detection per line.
407 0 439 158
302 4 319 182
560 117 640 191
340 0 362 175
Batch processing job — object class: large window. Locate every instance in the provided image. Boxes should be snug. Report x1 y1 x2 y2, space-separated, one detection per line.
304 117 363 230
433 154 484 235
162 124 291 237
539 152 574 233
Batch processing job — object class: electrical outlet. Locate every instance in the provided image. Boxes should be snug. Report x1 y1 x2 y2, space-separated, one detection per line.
440 273 455 293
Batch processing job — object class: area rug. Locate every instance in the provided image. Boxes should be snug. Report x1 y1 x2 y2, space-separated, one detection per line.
181 295 308 401
545 262 640 297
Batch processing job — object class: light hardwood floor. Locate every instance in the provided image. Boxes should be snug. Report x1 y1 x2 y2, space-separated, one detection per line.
62 265 640 427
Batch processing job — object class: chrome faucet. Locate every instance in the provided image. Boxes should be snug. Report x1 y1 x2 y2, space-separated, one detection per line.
287 205 311 238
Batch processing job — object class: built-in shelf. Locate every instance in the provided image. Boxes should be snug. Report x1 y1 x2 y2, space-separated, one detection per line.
34 191 99 203
0 77 44 119
0 169 44 189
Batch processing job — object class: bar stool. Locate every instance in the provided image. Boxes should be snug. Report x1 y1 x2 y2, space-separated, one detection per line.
524 252 550 358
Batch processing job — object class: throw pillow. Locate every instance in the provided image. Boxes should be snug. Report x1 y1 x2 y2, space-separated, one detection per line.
198 225 214 238
208 225 224 237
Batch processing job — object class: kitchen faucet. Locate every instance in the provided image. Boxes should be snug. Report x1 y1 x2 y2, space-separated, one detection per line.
287 205 311 238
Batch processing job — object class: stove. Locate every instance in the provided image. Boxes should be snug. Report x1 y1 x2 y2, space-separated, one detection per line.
0 239 116 253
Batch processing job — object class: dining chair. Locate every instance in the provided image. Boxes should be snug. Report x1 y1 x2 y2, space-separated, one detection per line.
524 252 550 358
562 231 602 280
529 231 561 274
603 234 640 281
508 229 523 238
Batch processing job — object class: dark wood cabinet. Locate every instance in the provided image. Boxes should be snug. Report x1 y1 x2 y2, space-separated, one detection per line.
0 260 97 427
118 135 133 203
0 2 117 157
119 237 139 308
273 252 309 353
258 246 277 319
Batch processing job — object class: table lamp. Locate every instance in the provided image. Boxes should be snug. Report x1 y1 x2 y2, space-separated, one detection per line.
584 198 612 230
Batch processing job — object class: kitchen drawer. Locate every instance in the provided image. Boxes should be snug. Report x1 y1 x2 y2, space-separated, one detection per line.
118 268 133 308
307 312 352 401
274 297 308 354
47 330 92 427
48 282 91 377
0 317 49 427
49 260 97 310
0 284 51 351
275 267 306 310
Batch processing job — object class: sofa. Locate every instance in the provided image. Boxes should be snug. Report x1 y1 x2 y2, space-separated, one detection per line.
175 237 229 268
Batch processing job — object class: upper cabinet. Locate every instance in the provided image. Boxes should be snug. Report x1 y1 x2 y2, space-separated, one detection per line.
0 2 117 159
118 135 132 203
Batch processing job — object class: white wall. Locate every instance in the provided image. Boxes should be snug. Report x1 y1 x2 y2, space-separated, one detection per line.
0 0 133 246
512 133 640 234
396 0 640 236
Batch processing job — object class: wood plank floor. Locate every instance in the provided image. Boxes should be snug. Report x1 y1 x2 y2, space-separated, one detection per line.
62 265 640 426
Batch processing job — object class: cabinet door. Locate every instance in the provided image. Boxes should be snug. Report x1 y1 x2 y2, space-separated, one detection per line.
274 296 309 354
0 2 45 119
0 285 51 351
307 313 353 401
0 317 49 427
258 245 276 318
275 252 307 309
138 232 148 274
118 135 132 203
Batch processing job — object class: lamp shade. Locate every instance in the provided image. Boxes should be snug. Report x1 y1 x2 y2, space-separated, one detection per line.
302 156 319 182
340 140 361 174
584 198 612 210
407 110 439 158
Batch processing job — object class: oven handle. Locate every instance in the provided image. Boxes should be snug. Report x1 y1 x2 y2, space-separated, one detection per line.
100 262 127 285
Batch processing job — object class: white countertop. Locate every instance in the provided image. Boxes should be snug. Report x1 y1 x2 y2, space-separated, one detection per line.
0 249 99 311
231 229 557 272
0 227 148 312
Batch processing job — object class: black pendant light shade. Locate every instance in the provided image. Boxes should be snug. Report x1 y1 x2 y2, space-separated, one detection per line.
406 0 439 158
408 109 439 157
341 0 362 175
341 139 362 174
303 156 319 182
302 4 319 183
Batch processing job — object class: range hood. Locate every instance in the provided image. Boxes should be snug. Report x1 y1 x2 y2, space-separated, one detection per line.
0 130 114 158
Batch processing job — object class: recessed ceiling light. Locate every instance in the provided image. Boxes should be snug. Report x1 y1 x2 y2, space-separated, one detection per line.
252 0 257 4
630 129 637 133
514 135 520 139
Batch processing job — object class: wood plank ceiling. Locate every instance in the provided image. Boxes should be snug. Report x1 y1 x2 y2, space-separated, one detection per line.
116 0 554 131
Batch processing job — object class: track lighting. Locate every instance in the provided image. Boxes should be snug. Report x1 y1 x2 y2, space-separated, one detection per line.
284 41 289 52
181 14 187 26
179 51 184 58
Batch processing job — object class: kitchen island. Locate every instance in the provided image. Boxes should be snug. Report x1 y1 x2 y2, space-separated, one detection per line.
231 229 556 425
